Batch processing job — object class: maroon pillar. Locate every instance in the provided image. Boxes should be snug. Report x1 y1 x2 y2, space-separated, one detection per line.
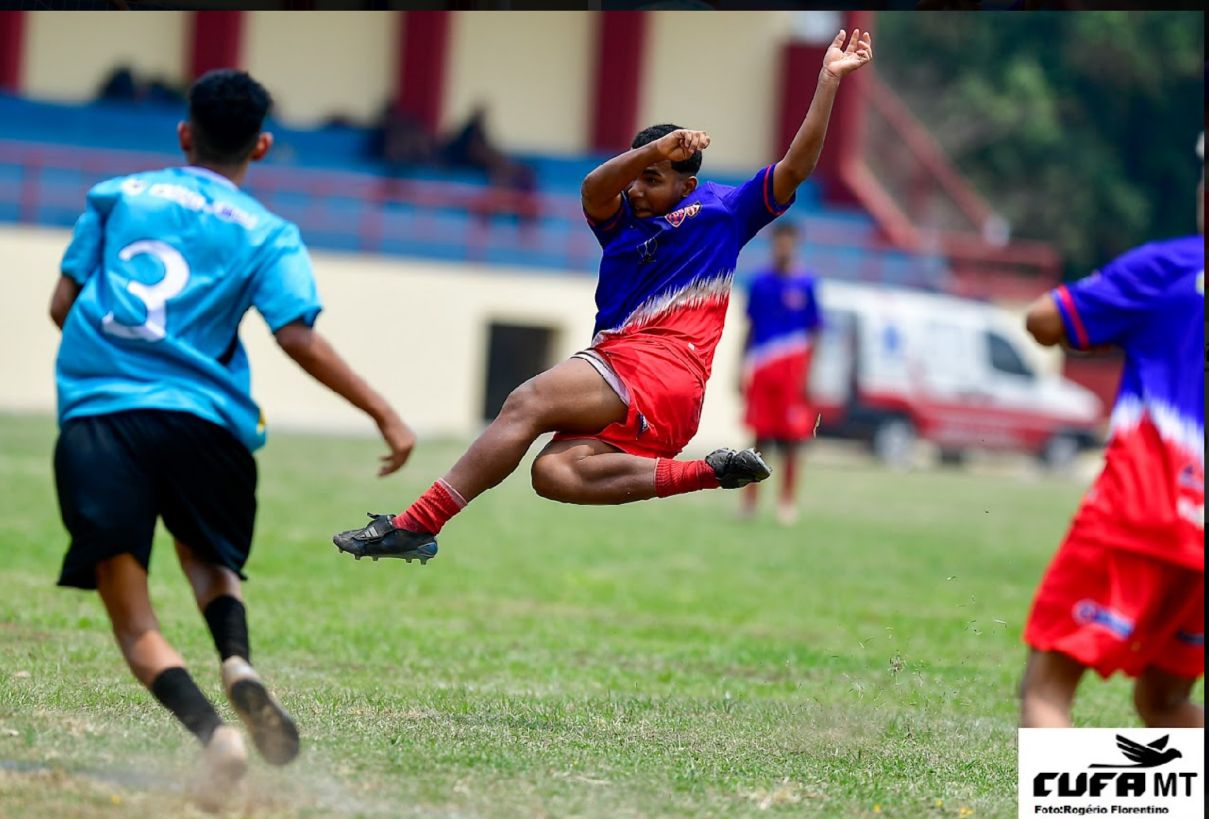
589 12 648 153
189 11 244 80
0 11 25 93
776 10 872 206
396 11 451 135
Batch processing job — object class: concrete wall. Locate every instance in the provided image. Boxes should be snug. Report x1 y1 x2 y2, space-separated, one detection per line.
0 226 752 452
639 12 795 171
443 12 592 155
17 11 806 169
23 12 188 102
243 11 397 126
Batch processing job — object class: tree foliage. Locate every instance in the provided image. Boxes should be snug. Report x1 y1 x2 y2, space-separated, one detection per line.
876 11 1203 279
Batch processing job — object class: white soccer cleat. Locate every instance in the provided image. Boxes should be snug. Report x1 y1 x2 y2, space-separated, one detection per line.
221 656 301 766
192 724 247 811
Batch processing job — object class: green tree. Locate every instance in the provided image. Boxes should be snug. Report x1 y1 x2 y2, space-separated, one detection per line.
875 11 1203 280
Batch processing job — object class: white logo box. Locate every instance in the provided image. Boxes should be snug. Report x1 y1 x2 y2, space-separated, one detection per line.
1019 728 1204 819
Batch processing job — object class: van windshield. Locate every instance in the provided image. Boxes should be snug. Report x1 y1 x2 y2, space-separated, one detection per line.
987 331 1035 379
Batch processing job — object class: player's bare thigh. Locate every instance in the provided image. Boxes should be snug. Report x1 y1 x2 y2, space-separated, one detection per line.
530 436 656 504
504 357 626 435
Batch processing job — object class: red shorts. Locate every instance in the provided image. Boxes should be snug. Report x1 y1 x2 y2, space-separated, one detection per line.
743 352 814 441
552 336 706 460
1024 528 1205 679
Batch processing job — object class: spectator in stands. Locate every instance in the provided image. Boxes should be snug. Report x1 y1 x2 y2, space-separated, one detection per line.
97 66 139 103
368 102 438 174
145 77 186 107
440 104 537 225
440 105 525 182
96 65 185 108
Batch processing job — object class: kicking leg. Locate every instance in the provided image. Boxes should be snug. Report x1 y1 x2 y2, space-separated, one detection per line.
1133 667 1204 728
1019 648 1087 727
175 541 300 765
333 358 626 558
439 358 628 503
530 438 771 505
95 554 246 797
531 438 659 504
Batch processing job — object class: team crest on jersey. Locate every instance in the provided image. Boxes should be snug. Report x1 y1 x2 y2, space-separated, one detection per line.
664 202 701 228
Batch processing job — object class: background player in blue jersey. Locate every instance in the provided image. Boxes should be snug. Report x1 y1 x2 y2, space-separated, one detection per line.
49 70 416 801
740 221 823 526
1016 132 1204 729
333 29 872 562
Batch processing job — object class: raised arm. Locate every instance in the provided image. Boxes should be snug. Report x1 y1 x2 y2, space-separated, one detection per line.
580 129 710 223
772 29 873 206
275 321 416 476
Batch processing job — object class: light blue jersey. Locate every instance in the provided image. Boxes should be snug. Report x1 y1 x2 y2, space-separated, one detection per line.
55 166 322 451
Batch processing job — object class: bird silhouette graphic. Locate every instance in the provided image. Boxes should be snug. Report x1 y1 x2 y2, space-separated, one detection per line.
1089 735 1183 768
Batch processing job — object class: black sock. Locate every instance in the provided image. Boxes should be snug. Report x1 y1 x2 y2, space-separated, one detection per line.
150 667 223 745
203 595 251 663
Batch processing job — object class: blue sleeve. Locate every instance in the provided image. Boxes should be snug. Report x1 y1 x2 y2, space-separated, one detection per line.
1051 245 1163 350
720 164 795 247
584 194 634 248
252 223 323 332
60 179 122 284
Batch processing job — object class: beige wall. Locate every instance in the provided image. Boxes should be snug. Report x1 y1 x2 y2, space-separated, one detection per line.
0 226 751 452
639 12 794 172
23 12 188 102
18 11 796 167
443 12 592 155
244 12 397 126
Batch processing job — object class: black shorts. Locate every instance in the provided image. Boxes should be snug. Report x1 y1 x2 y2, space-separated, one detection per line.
54 409 257 590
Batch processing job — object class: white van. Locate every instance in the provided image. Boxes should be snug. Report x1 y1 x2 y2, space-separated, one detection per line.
809 281 1104 468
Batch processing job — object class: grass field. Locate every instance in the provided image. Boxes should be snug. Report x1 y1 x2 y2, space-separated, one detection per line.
0 412 1197 818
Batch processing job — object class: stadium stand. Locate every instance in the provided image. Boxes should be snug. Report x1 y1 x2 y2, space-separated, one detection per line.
0 93 950 288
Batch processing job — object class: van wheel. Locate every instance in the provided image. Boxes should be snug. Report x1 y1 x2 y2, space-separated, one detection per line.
873 418 917 469
1039 434 1078 472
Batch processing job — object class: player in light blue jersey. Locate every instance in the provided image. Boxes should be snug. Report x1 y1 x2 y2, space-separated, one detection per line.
49 69 416 803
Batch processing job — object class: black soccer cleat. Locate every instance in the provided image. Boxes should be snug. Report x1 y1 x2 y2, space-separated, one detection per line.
332 513 438 564
705 447 772 489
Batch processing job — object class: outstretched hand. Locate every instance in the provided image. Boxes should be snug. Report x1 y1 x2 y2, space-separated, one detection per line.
822 29 873 81
377 416 416 476
654 129 711 163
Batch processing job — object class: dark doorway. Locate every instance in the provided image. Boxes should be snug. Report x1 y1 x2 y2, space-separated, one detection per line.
481 322 556 422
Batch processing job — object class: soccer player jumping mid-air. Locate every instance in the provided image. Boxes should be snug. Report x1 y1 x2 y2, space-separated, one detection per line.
50 70 415 801
1017 131 1204 729
333 29 872 563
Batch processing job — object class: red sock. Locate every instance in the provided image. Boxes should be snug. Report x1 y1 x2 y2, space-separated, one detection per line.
394 479 466 534
654 458 720 498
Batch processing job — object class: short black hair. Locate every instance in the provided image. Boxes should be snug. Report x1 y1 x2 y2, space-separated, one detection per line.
188 69 272 164
632 123 702 176
772 221 800 238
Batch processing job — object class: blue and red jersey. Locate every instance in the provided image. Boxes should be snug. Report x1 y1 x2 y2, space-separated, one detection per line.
585 164 794 382
1051 235 1204 570
743 268 822 372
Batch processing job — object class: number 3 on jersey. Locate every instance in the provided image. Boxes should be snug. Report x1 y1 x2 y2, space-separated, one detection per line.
102 240 190 341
